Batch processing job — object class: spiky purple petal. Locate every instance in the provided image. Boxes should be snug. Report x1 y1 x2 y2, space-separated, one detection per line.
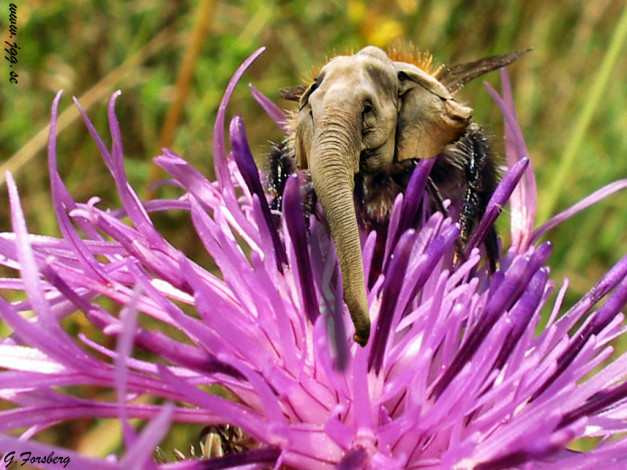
249 83 289 133
229 115 288 270
283 175 319 324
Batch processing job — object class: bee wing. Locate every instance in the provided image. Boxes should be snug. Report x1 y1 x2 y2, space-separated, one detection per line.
279 85 306 101
437 49 531 94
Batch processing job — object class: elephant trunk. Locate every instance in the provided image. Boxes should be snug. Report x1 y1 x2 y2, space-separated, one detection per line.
309 105 370 346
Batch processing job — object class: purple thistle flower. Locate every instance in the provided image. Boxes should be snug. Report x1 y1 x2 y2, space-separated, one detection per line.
2 47 627 469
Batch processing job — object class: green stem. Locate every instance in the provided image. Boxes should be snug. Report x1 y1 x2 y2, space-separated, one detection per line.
538 4 627 223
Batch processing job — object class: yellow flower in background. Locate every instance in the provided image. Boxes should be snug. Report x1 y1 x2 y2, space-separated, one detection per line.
366 19 404 47
347 0 405 47
347 0 367 22
396 0 418 14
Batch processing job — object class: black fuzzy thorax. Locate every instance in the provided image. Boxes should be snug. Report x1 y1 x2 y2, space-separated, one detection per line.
354 159 417 230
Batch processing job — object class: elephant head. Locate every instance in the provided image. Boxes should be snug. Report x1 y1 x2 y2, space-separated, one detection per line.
294 46 399 346
293 46 527 346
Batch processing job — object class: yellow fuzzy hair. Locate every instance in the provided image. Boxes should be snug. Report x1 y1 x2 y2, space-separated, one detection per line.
302 45 442 84
386 43 443 77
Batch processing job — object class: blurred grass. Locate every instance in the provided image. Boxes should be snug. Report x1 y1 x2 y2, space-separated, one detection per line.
1 0 626 460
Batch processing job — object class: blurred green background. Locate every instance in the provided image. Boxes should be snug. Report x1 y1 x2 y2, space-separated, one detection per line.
1 0 626 460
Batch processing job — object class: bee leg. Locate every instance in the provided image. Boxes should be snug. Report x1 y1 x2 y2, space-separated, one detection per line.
426 177 469 266
265 141 318 227
266 141 297 212
426 176 448 215
459 125 499 272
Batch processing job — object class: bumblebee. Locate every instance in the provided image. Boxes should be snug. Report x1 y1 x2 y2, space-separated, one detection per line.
265 47 526 345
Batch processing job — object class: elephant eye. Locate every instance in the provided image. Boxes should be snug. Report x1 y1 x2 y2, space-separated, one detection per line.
299 78 319 110
362 101 374 135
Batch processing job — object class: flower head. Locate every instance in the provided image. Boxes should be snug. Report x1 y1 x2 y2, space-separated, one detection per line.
1 48 627 469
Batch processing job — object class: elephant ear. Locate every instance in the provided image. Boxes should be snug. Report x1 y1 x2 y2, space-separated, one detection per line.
294 79 319 169
395 63 473 162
